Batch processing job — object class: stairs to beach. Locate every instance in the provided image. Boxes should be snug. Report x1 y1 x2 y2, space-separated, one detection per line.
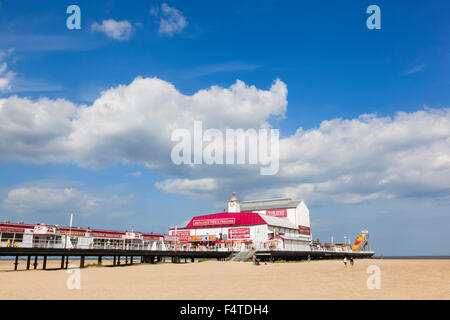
231 249 256 262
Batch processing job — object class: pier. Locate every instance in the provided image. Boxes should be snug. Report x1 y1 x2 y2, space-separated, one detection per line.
0 247 373 271
0 247 232 270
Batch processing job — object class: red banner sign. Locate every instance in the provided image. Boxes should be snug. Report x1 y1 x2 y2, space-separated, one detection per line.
228 227 250 239
298 226 311 235
192 218 236 227
266 209 287 217
172 230 190 242
164 235 178 242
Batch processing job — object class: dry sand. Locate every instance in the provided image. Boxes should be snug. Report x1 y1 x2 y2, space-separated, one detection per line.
0 258 449 299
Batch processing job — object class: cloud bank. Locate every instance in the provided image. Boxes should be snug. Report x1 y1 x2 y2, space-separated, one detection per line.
0 76 449 207
1 184 133 218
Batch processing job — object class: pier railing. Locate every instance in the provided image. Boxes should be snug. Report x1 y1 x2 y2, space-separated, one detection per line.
1 239 241 252
1 239 373 254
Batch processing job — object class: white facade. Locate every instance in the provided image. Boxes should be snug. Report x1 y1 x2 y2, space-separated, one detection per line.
240 197 312 248
240 198 311 230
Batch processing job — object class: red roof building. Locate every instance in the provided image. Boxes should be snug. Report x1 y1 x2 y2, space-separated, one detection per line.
170 193 312 251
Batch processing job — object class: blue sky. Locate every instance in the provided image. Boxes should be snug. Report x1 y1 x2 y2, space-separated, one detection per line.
0 0 449 255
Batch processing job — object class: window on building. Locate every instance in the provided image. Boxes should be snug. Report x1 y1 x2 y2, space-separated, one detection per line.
1 233 14 241
14 233 24 242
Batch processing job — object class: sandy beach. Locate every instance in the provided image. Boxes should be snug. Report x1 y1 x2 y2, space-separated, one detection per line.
0 258 449 300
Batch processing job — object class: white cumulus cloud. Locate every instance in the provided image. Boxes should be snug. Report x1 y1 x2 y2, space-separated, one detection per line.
91 19 133 41
0 77 286 168
0 96 76 163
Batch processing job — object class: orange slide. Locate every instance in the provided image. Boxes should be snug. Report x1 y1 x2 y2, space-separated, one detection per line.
351 230 369 251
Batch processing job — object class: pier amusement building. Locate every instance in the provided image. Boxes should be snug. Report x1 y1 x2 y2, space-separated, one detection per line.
169 193 313 251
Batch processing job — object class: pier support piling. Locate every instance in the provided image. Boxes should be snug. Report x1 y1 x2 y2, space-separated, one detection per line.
14 256 19 271
130 256 133 265
61 256 65 269
43 256 47 270
98 256 102 264
33 256 38 269
144 256 155 264
80 255 85 268
113 256 116 266
26 256 31 270
65 256 69 269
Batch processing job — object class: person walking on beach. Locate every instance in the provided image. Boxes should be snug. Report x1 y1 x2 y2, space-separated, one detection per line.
350 257 354 267
343 257 347 268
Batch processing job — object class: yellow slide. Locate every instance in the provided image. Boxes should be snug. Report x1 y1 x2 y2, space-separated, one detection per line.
351 230 369 251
